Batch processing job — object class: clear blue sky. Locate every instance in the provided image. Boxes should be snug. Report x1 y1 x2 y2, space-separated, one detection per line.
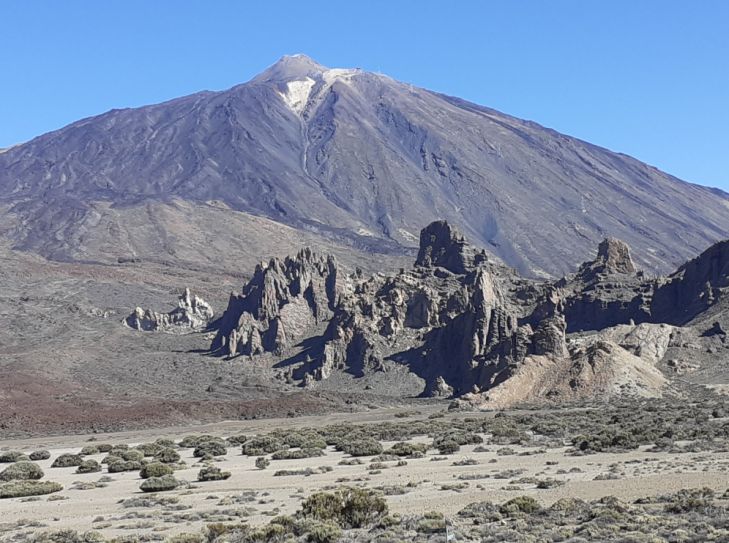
1 1 727 190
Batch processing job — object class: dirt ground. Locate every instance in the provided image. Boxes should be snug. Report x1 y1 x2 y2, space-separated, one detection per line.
2 406 728 540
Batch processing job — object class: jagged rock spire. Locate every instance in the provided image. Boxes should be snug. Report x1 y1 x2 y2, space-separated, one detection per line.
415 220 486 274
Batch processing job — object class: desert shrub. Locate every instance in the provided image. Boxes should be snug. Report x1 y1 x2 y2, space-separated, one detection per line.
255 457 270 470
118 449 144 462
139 474 180 493
453 458 478 466
101 455 121 465
536 478 565 489
134 443 161 457
179 435 223 448
338 458 363 466
0 480 63 499
165 534 203 543
197 466 231 482
338 438 383 457
0 461 44 481
95 444 113 453
29 450 51 461
242 436 283 456
193 441 227 458
154 448 181 464
22 529 105 542
416 511 446 534
300 486 387 528
0 451 29 463
79 446 99 456
274 468 316 477
296 519 342 543
436 440 460 455
385 442 428 456
278 431 327 450
371 454 400 462
500 496 541 515
76 460 101 474
271 448 324 460
663 488 716 513
51 454 83 468
107 460 143 473
140 462 173 479
496 447 516 456
226 434 248 446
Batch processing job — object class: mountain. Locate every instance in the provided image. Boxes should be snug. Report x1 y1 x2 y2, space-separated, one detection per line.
1 54 729 277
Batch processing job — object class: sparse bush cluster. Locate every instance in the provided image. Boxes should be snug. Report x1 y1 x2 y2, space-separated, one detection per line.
0 461 44 481
0 480 63 499
197 466 231 482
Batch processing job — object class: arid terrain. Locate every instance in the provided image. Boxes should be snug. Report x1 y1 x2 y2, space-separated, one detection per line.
2 53 729 543
2 397 729 542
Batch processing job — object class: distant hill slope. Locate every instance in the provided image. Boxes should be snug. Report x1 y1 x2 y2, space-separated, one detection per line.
1 54 728 277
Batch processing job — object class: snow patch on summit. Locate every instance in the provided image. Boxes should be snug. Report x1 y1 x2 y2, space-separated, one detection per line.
278 77 316 114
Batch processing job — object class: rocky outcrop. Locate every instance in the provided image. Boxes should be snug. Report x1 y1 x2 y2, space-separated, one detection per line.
212 248 340 357
415 220 488 274
652 240 729 325
125 288 213 333
202 220 729 407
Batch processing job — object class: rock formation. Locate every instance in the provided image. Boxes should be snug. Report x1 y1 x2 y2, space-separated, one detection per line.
125 288 213 333
212 248 339 357
209 220 729 407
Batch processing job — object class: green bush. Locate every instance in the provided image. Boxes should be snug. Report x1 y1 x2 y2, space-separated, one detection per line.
101 454 121 465
140 462 173 479
271 448 324 460
197 466 231 482
179 435 223 448
76 460 101 474
154 448 181 464
385 442 429 456
118 449 144 462
0 461 44 481
107 460 143 473
255 457 270 470
51 454 83 468
79 446 99 456
436 440 460 455
298 519 342 543
338 438 383 457
0 451 29 463
0 480 63 499
500 496 541 515
139 474 180 493
134 443 162 457
29 450 51 461
242 435 283 456
300 486 387 528
193 441 227 458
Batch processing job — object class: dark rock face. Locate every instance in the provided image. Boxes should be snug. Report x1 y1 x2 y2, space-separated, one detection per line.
209 220 729 405
2 55 729 278
212 248 339 356
652 240 729 324
415 220 487 274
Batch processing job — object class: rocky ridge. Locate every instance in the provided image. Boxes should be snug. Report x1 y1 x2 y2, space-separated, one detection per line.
208 220 729 407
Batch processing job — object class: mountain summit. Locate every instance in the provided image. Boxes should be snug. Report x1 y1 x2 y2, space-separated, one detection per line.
1 55 728 277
